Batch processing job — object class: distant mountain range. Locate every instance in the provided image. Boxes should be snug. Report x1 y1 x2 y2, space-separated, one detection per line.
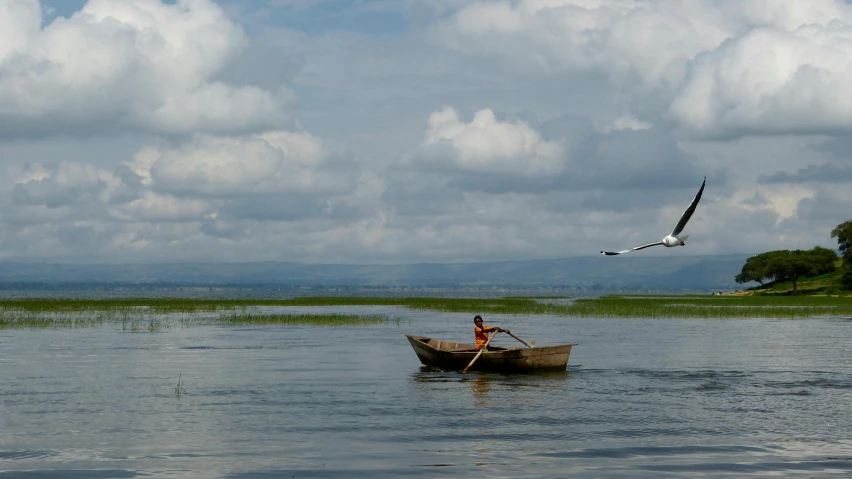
0 254 754 291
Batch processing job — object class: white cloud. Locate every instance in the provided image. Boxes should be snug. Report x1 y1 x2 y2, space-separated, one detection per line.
433 0 738 87
0 125 364 234
0 0 292 138
109 191 215 223
730 184 813 223
672 22 852 137
0 0 42 60
2 0 852 265
417 106 565 177
435 0 852 139
141 130 356 197
597 113 652 133
388 106 705 205
12 161 106 208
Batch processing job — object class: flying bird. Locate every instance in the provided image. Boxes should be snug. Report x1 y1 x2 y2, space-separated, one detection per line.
601 176 706 256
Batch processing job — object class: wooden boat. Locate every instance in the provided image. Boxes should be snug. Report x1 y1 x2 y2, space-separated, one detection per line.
406 334 577 373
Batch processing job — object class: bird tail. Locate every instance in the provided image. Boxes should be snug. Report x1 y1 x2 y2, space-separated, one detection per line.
679 235 689 244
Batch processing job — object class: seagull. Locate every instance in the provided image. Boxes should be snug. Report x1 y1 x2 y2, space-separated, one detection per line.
601 176 706 256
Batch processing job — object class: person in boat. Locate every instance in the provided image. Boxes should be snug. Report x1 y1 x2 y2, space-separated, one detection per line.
473 315 508 351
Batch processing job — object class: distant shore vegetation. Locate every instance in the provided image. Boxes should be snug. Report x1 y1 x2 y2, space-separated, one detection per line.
734 219 852 295
0 300 400 330
2 294 851 329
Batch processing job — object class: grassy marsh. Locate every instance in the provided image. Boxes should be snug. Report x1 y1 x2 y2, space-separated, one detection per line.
0 299 403 330
564 295 852 319
1 294 850 329
270 295 852 318
0 312 109 329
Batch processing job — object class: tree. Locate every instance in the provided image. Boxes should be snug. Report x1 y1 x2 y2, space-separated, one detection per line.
831 220 852 263
735 252 772 285
735 247 838 293
831 219 852 288
810 245 841 265
767 248 837 294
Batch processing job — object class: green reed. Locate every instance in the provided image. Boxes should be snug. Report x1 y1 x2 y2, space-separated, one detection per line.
562 295 852 319
274 296 570 314
0 311 108 329
0 307 402 330
1 295 850 327
0 298 267 313
121 315 163 332
0 297 562 315
244 294 852 318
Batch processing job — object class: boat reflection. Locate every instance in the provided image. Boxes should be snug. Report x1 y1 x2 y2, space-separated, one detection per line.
470 377 491 406
410 366 573 409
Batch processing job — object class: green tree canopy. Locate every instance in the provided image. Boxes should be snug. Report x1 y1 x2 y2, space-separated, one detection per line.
735 252 772 285
831 220 852 261
831 219 852 288
736 247 838 293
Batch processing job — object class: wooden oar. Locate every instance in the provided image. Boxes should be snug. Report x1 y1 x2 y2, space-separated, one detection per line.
504 330 532 348
462 331 499 373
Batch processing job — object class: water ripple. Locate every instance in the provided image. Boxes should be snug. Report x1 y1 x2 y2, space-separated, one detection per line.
0 471 140 478
536 444 769 459
2 314 852 477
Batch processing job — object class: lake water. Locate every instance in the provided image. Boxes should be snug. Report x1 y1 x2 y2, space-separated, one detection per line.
2 306 852 478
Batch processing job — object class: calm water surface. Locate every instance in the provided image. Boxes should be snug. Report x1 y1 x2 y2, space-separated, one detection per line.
2 307 852 478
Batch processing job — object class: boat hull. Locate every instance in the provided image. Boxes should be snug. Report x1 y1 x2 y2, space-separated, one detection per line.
406 334 576 373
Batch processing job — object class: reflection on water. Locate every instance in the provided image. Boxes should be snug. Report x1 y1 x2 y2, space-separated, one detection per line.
411 367 573 409
2 309 852 478
410 368 495 406
470 377 491 406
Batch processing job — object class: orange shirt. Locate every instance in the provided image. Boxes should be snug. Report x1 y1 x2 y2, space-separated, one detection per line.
474 325 492 350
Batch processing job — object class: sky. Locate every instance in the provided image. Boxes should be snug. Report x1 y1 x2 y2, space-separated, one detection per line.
0 0 851 264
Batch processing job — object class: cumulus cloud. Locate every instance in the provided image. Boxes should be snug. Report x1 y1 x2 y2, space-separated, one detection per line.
109 191 215 223
434 0 852 139
391 106 567 202
432 0 737 87
671 22 852 138
597 114 653 134
0 0 292 138
4 159 214 226
416 106 565 177
134 130 358 198
387 106 708 219
0 127 366 253
3 0 851 264
12 162 105 208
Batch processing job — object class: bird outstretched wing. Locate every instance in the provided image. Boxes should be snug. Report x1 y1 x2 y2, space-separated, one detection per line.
600 241 664 256
671 176 706 237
